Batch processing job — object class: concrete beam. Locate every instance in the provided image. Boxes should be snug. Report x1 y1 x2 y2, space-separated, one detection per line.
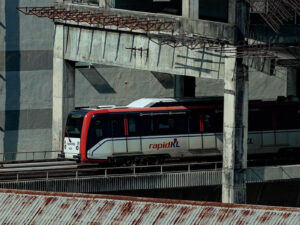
52 25 75 152
99 0 115 8
174 75 185 98
55 3 236 43
63 26 225 78
222 49 249 204
182 0 199 19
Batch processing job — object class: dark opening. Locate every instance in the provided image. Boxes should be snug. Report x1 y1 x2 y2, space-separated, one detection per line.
199 0 228 22
183 76 195 97
115 0 182 16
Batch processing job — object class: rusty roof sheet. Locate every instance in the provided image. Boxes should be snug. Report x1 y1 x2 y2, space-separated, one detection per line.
0 189 300 225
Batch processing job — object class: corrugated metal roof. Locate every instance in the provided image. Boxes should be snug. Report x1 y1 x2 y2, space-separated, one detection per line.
0 189 299 225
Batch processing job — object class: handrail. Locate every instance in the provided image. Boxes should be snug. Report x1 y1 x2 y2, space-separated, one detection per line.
0 161 223 182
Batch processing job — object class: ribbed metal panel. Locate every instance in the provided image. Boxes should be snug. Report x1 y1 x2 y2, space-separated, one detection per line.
0 189 300 225
0 170 222 193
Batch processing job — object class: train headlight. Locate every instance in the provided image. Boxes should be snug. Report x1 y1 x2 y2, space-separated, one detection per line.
76 146 79 150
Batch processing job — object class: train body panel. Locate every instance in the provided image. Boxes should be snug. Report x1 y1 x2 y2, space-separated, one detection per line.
62 99 300 163
64 137 80 160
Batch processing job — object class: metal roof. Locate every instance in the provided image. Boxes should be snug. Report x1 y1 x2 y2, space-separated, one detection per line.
0 189 300 225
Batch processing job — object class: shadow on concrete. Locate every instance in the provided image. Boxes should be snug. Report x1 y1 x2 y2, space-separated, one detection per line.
4 0 20 161
78 67 116 94
174 49 224 78
151 72 174 89
175 62 218 74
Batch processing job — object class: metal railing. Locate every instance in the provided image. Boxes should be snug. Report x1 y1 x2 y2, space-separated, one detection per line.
0 151 61 163
0 161 223 182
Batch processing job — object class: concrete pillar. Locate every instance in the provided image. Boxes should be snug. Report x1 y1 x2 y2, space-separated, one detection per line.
222 50 248 204
174 75 184 98
52 24 75 154
99 0 115 8
182 0 199 19
222 0 248 204
287 68 297 96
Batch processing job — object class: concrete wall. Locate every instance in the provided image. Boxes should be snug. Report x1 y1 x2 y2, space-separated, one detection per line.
195 68 288 100
0 0 55 159
76 65 174 106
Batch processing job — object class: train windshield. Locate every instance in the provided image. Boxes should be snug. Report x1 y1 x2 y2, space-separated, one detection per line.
65 112 85 138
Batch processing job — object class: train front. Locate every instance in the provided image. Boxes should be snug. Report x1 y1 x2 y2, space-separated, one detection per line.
62 111 87 161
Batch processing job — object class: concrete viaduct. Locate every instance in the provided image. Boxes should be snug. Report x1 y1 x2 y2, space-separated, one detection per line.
51 0 266 204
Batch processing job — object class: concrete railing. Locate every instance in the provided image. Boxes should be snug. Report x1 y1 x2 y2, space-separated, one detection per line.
0 151 61 162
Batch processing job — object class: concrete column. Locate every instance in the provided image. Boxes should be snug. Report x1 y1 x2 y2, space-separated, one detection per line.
174 75 184 98
222 50 248 204
287 68 297 96
182 0 199 19
52 24 75 153
99 0 115 8
221 0 248 204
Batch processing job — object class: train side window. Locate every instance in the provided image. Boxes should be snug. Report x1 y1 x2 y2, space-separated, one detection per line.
262 111 274 130
189 111 201 133
203 114 213 132
189 110 222 133
154 116 174 135
128 116 140 136
86 116 110 150
203 111 222 133
111 116 124 137
154 114 188 135
277 109 299 129
248 110 263 131
141 116 153 136
174 115 188 134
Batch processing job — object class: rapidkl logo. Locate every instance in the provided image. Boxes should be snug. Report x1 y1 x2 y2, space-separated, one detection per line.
149 139 180 150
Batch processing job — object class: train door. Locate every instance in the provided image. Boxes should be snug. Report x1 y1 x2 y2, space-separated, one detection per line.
111 115 127 154
125 114 142 153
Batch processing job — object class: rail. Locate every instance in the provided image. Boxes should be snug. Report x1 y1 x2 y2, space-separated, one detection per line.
0 151 61 163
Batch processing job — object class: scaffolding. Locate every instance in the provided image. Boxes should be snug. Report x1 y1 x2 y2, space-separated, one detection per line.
16 7 176 32
246 0 300 32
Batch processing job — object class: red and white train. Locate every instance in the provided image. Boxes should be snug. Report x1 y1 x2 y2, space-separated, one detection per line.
61 98 300 163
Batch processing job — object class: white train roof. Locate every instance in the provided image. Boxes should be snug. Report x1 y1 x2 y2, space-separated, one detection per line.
127 98 177 108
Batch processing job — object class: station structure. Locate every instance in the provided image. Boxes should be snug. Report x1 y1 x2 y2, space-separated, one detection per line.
4 0 300 205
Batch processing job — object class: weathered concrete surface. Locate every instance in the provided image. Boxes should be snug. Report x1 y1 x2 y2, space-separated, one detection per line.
63 26 225 78
222 51 249 204
75 66 174 107
182 0 199 19
52 24 75 152
0 0 55 158
221 0 248 204
57 3 236 43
